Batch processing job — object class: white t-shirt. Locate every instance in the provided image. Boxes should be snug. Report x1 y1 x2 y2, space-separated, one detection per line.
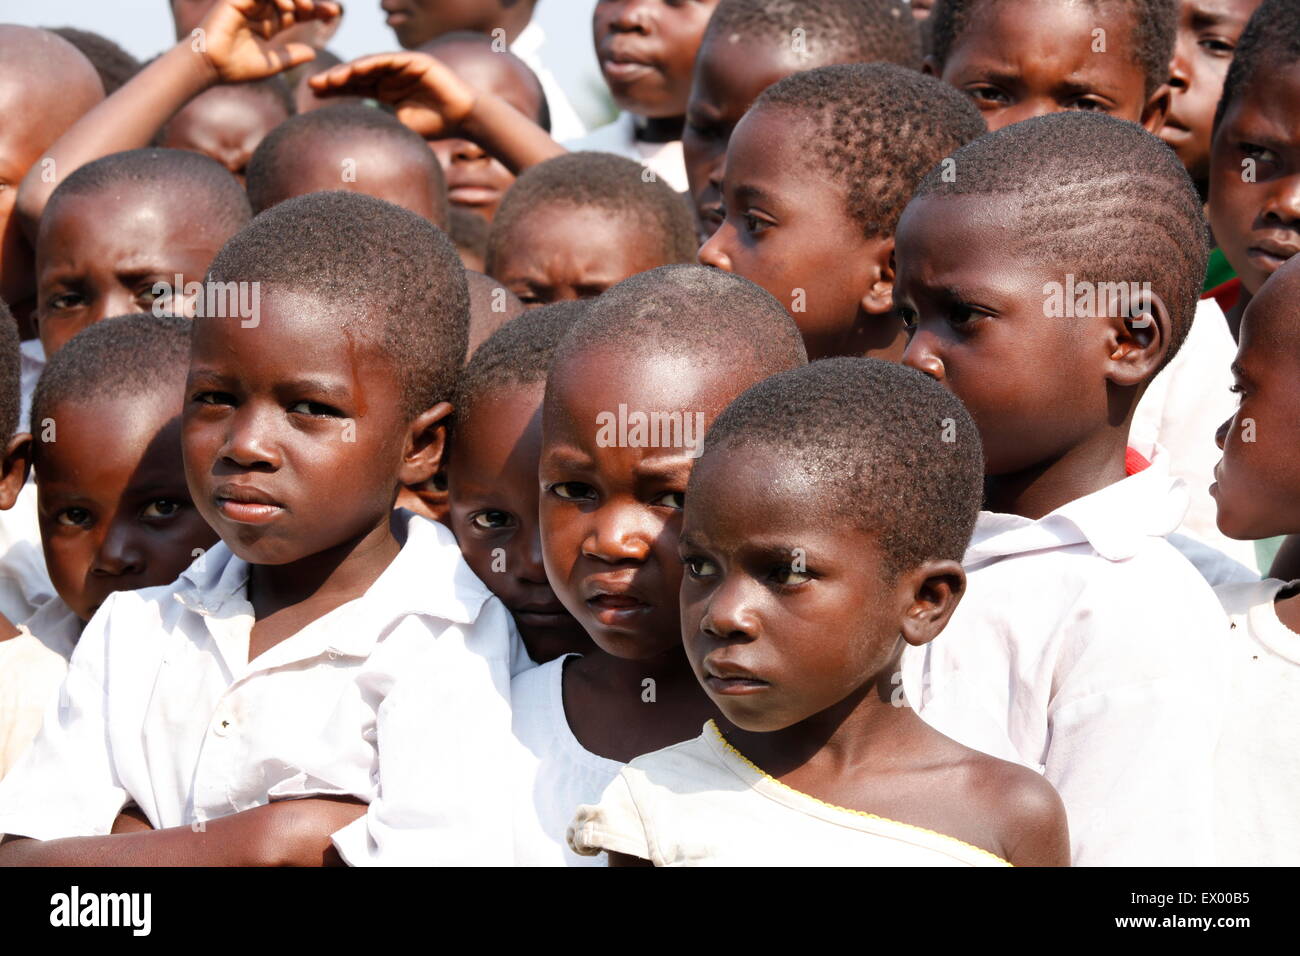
0 597 79 780
0 510 526 863
1212 577 1300 866
511 654 624 866
1132 297 1256 570
568 720 1011 867
564 112 689 194
0 479 55 629
513 9 613 143
901 448 1225 866
17 337 44 436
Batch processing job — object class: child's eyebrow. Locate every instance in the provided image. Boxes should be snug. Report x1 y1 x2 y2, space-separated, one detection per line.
274 377 354 401
633 456 695 481
734 183 776 206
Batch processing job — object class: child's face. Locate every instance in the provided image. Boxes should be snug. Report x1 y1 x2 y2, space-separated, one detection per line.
427 45 542 223
492 204 667 306
1211 258 1300 539
539 346 742 659
593 0 721 119
273 134 448 228
36 188 222 356
1160 0 1260 185
183 290 430 566
937 0 1163 133
698 106 898 360
1207 62 1300 298
384 0 496 49
894 193 1108 476
37 393 217 622
679 444 906 732
162 87 289 186
683 35 804 237
449 381 591 663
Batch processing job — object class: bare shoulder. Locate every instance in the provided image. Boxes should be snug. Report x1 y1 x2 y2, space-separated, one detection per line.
957 748 1070 867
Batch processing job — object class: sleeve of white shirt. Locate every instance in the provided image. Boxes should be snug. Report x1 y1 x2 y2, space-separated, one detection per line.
331 598 517 866
1044 572 1224 866
0 595 129 839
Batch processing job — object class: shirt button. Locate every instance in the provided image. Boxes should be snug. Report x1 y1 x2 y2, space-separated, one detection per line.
213 715 232 737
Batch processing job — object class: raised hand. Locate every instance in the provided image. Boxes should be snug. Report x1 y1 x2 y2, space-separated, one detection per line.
197 0 342 83
310 52 478 139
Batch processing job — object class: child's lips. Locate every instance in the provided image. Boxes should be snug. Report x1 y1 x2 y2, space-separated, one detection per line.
585 591 652 626
214 484 285 525
703 660 769 695
1248 241 1300 273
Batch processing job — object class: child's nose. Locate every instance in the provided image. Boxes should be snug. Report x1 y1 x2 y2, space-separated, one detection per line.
515 530 549 585
902 332 946 382
610 0 654 32
583 503 654 564
700 575 759 641
222 403 282 470
698 227 733 272
92 523 145 577
1264 173 1300 225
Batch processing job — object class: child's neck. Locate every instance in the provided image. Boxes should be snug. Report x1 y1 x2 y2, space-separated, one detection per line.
983 428 1130 520
565 640 717 762
633 114 684 144
244 514 401 660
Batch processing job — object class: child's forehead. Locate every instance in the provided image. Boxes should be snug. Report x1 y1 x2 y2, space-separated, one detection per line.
42 188 223 261
950 0 1146 70
39 391 184 477
1219 60 1300 137
695 35 806 110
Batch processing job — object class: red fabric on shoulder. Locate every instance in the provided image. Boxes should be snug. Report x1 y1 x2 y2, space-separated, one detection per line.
1125 447 1151 476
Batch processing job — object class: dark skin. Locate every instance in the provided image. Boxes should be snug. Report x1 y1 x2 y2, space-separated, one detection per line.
0 430 34 642
893 193 1172 519
35 393 218 623
930 0 1169 134
266 131 449 229
540 345 774 762
424 40 546 224
448 382 591 663
0 26 103 330
489 204 670 307
35 187 226 356
683 34 820 238
0 286 448 866
160 84 290 185
698 105 904 361
615 442 1070 867
383 0 537 50
1211 256 1300 635
1206 62 1300 341
1161 0 1261 191
593 0 721 139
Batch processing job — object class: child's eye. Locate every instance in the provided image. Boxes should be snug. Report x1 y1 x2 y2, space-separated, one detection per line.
684 556 718 578
550 482 595 502
949 304 983 326
470 510 515 531
288 400 344 417
1229 383 1246 401
1067 97 1108 113
770 565 812 586
56 507 92 528
898 305 918 331
965 85 1010 107
46 292 85 312
141 499 185 519
192 391 235 407
742 212 773 235
1200 36 1235 57
1240 143 1279 165
651 491 685 510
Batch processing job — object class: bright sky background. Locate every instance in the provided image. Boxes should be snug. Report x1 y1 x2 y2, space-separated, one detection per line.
0 0 597 65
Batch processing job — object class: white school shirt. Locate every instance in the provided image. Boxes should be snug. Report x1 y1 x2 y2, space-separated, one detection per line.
1212 578 1300 866
900 449 1225 866
0 596 79 780
510 654 624 866
568 720 1011 867
0 479 55 629
564 113 689 194
1132 297 1256 571
17 337 44 435
0 510 526 854
512 10 612 143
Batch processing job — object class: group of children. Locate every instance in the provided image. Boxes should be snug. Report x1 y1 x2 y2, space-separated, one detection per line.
0 0 1294 866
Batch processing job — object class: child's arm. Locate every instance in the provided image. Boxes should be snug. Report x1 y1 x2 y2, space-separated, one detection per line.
0 797 365 866
14 0 340 237
309 52 567 175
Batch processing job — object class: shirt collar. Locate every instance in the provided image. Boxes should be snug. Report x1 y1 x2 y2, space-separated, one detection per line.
965 446 1189 566
511 20 543 57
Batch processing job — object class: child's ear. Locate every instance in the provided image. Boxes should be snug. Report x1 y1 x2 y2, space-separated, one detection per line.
1103 289 1171 388
0 434 32 510
898 559 965 647
1140 83 1172 136
860 236 896 316
398 402 453 487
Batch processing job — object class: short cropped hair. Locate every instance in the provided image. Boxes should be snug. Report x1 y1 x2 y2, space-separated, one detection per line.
548 265 808 400
49 27 140 95
44 148 251 238
911 111 1208 368
455 299 589 431
486 152 697 274
245 103 449 222
929 0 1177 97
704 0 922 70
206 191 469 419
699 357 984 577
753 63 985 238
422 30 551 132
1215 0 1300 130
31 313 190 446
0 302 21 440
